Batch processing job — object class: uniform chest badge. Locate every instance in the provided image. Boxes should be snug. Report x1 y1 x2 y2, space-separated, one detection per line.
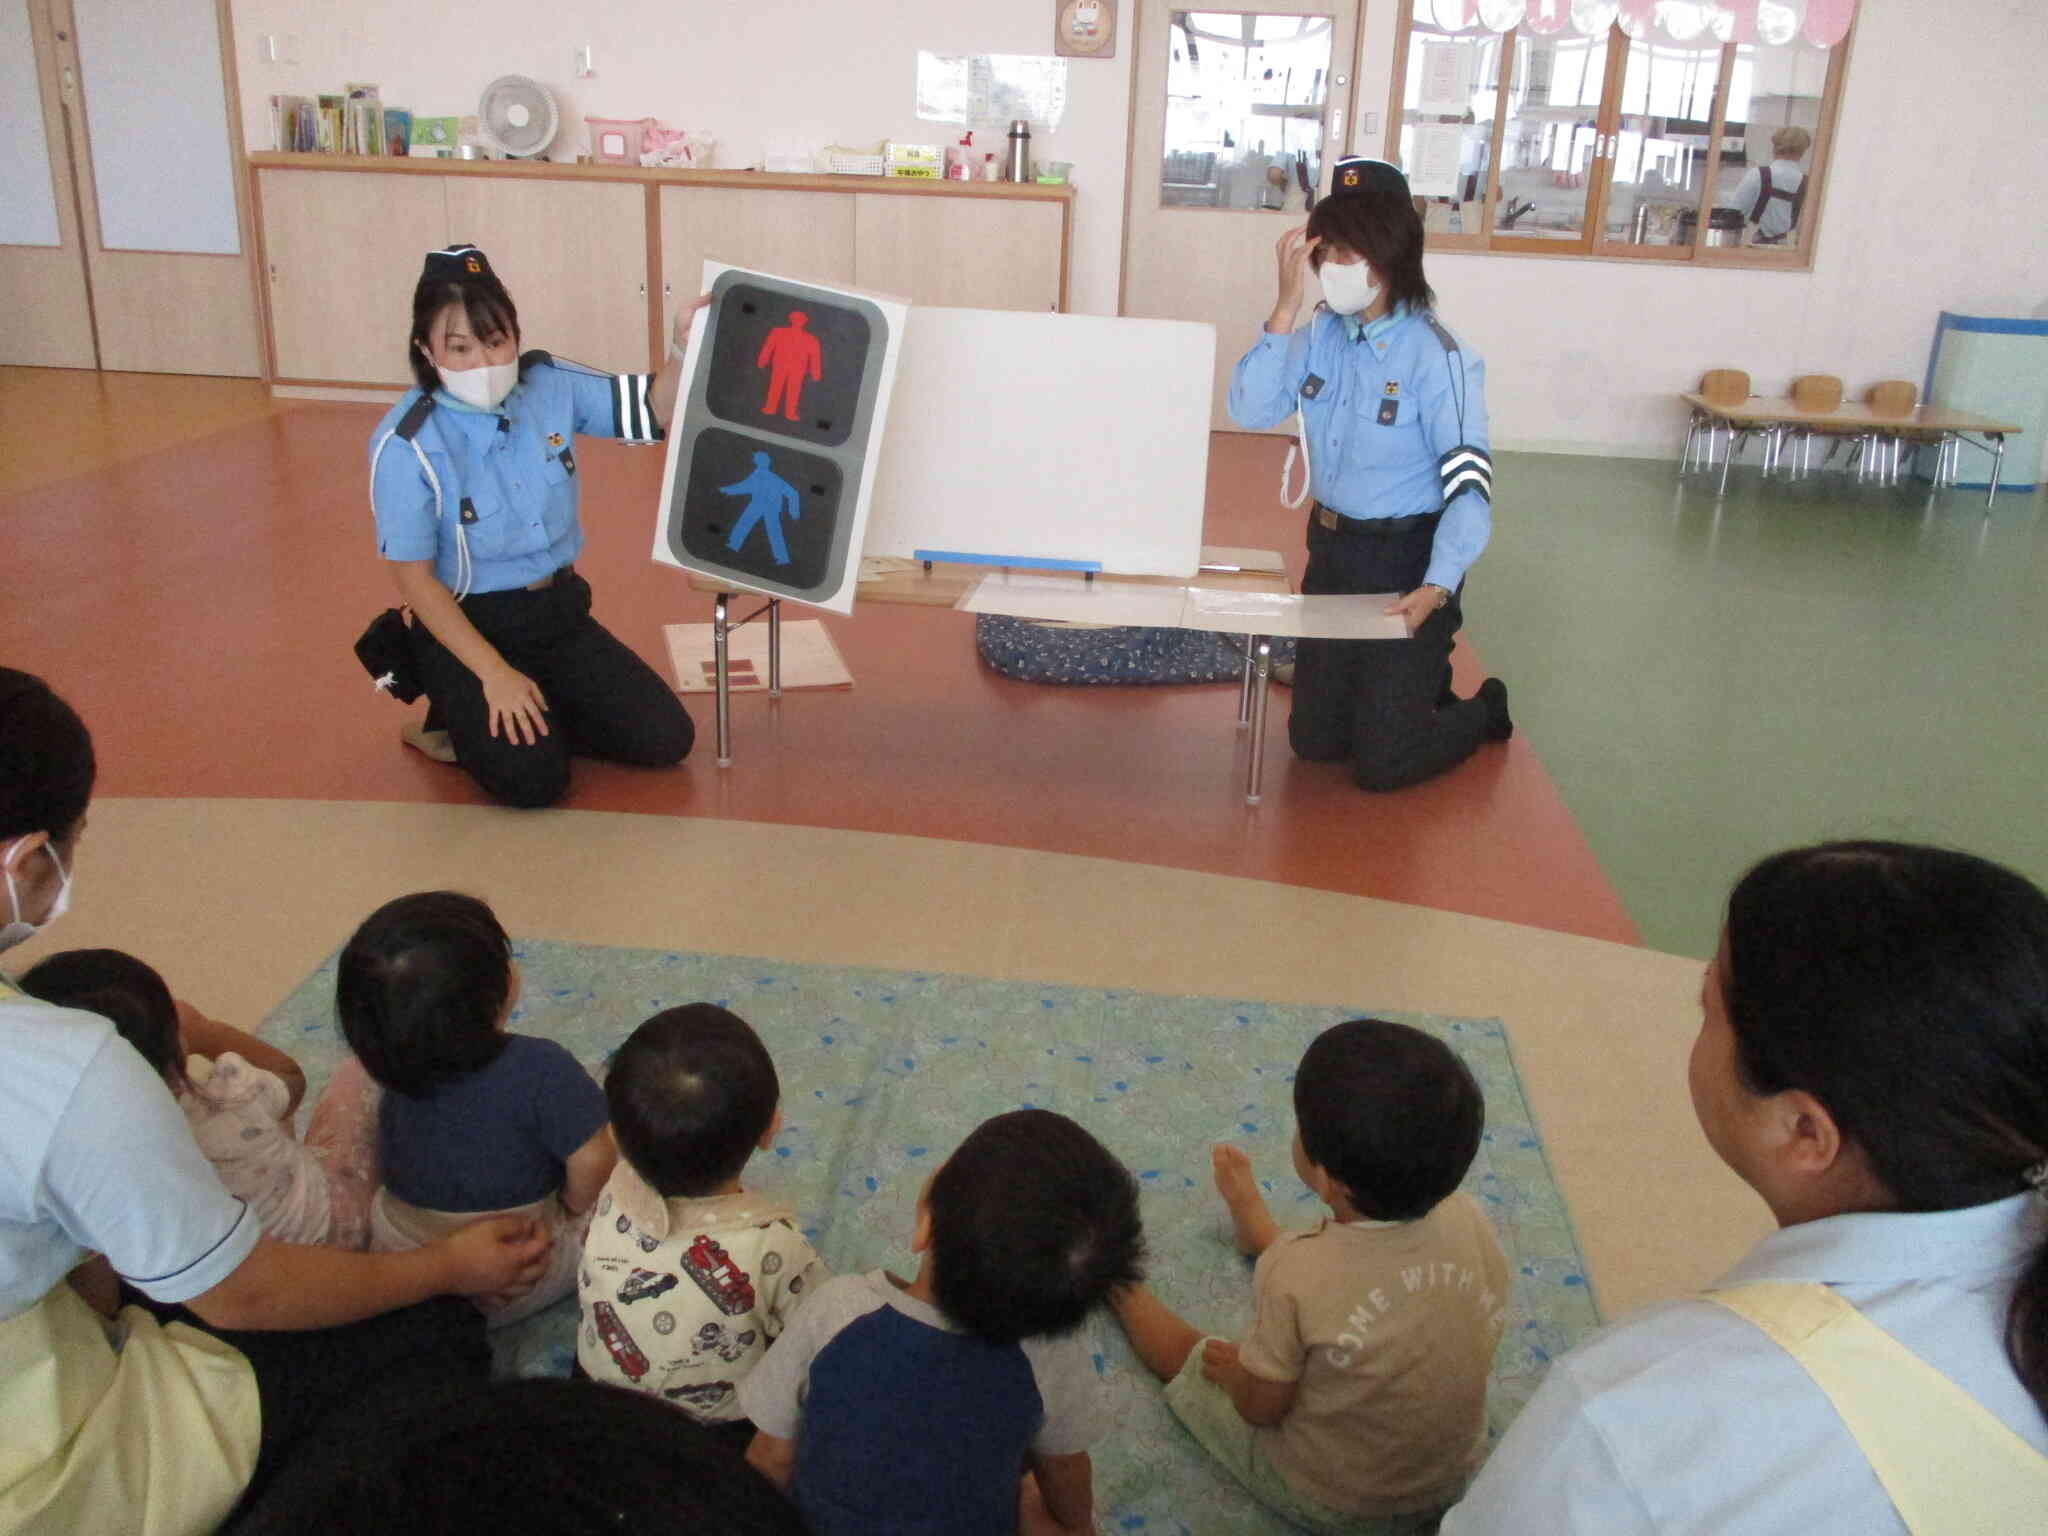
547 432 565 449
1384 381 1401 397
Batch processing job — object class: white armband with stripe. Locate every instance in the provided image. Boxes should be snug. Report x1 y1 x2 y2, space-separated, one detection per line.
1439 444 1493 504
612 372 661 444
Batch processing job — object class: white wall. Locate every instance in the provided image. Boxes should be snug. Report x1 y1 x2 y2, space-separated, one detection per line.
230 0 2048 459
228 0 1135 318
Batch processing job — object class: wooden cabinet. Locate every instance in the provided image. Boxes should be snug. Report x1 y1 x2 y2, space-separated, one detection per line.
250 157 1072 393
853 194 1063 311
258 169 447 385
659 186 855 348
445 177 650 373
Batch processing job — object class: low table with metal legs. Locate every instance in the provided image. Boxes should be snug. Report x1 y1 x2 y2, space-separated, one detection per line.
693 558 1312 804
1678 393 2021 508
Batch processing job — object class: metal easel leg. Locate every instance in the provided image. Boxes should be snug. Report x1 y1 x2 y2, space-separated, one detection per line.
767 598 783 697
714 592 734 767
1236 635 1256 728
1245 636 1272 805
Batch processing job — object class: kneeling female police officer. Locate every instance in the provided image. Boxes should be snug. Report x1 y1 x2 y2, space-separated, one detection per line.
1229 158 1511 793
369 244 696 808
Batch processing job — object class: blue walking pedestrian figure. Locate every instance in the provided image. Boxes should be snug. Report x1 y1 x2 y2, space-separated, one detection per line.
720 451 801 566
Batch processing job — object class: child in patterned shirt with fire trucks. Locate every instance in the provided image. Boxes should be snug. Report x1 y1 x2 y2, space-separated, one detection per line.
577 1004 826 1445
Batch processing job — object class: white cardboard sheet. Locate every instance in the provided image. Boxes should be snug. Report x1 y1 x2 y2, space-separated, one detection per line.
961 578 1413 640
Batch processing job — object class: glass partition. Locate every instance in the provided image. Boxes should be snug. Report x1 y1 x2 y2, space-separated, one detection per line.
1160 11 1336 212
1397 17 1503 236
1492 28 1609 240
1606 33 1724 246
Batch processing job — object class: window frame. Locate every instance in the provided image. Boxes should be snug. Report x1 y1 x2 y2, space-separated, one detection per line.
1384 6 1852 270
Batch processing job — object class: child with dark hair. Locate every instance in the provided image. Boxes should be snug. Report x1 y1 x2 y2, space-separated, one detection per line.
1113 1019 1509 1534
739 1108 1145 1536
578 1004 826 1439
340 890 616 1324
19 948 355 1247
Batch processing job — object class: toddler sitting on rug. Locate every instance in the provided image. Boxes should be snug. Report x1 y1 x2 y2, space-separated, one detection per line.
1110 1019 1509 1535
577 1004 828 1446
18 947 372 1248
739 1108 1146 1536
339 891 616 1325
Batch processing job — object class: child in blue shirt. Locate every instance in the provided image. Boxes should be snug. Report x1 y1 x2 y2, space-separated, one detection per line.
739 1109 1146 1536
339 890 616 1324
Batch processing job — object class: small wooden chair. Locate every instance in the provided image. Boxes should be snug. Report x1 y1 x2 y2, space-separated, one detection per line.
1684 369 1752 476
1782 374 1846 478
1860 380 1921 485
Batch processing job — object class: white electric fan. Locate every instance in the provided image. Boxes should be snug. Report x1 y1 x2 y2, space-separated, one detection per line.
476 75 560 160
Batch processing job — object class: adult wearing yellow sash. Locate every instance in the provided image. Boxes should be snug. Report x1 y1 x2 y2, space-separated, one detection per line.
1444 840 2048 1535
0 669 550 1535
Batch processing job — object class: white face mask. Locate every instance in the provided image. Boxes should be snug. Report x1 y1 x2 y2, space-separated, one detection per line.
0 837 72 954
1319 259 1381 316
437 360 519 410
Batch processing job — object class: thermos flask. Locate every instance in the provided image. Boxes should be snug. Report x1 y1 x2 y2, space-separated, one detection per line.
1006 119 1031 182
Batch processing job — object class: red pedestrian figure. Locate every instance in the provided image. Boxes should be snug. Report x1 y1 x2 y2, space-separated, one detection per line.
757 311 823 421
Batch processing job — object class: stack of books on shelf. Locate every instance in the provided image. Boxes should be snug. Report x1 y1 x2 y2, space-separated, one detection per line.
270 86 459 158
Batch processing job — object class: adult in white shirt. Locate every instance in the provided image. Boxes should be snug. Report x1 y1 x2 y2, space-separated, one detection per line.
1734 125 1811 245
1445 839 2048 1535
0 667 551 1535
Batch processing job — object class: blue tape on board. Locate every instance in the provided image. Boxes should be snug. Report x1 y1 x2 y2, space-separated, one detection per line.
914 550 1104 572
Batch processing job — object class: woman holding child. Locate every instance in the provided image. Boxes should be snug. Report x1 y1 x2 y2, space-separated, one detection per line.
1446 841 2048 1532
0 668 548 1533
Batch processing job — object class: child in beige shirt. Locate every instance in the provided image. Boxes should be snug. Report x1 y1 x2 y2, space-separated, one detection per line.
1112 1019 1509 1534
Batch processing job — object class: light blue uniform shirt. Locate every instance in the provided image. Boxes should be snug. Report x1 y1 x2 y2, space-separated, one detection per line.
369 358 660 596
1 982 258 1317
1229 305 1492 594
1443 1193 2048 1535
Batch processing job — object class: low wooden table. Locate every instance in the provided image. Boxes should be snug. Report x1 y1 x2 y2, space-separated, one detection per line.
1679 393 2023 506
687 554 1309 803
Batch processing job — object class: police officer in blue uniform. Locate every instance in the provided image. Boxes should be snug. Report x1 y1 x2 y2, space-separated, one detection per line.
370 245 696 808
1229 157 1511 793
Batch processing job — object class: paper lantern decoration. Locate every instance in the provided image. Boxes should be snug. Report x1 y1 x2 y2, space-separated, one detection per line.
1617 0 1659 39
1430 0 1480 30
1802 0 1854 46
1756 0 1805 44
1524 0 1571 34
1571 0 1621 35
1655 2 1710 43
1477 0 1524 32
1710 0 1760 42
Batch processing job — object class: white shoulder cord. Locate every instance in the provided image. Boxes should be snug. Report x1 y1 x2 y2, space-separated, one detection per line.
369 427 470 601
1279 395 1313 510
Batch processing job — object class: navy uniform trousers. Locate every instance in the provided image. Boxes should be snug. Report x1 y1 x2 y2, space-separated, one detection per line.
413 570 693 808
1289 509 1492 792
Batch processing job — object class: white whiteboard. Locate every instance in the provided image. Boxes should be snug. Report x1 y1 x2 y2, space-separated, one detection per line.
0 0 60 247
865 309 1214 577
73 0 239 254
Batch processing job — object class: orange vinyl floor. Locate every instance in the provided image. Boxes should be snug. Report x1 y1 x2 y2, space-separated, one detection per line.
0 368 1634 946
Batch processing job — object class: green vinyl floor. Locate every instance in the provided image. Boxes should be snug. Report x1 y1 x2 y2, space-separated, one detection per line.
1475 451 2048 959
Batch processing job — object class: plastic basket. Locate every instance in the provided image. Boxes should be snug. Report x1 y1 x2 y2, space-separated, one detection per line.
825 151 886 176
586 117 653 166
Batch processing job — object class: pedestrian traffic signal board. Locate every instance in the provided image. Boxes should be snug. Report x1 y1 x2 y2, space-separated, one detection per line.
654 267 904 613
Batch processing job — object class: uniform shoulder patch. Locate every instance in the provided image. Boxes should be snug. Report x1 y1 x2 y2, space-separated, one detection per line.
392 392 436 442
518 348 555 376
1422 313 1462 354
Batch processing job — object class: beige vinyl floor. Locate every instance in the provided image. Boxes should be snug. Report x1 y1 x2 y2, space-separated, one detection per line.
32 797 1769 1323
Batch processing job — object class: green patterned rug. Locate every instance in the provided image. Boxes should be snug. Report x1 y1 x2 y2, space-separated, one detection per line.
266 939 1599 1534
